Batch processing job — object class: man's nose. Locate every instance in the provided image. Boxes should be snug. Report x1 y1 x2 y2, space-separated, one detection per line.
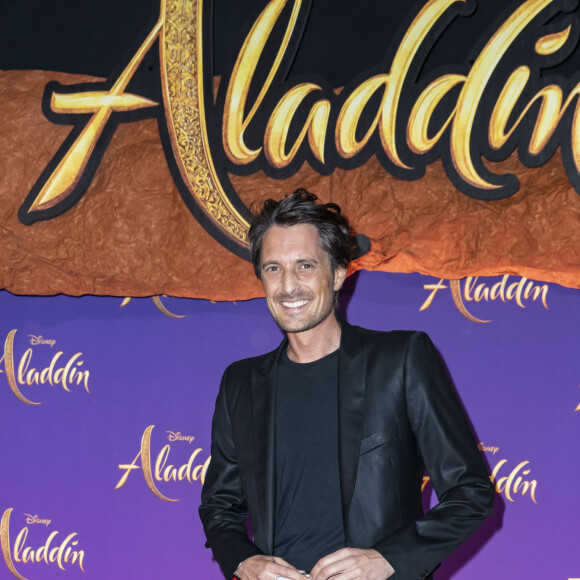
281 270 299 294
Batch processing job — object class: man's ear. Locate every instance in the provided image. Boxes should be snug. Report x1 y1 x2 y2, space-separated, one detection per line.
333 267 347 292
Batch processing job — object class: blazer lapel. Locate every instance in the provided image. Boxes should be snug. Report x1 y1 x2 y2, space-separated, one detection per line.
337 319 367 534
251 340 286 555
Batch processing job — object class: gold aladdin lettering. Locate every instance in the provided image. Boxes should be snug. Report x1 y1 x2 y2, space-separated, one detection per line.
0 330 90 405
115 425 211 502
423 456 538 503
23 0 580 238
224 0 580 200
420 275 549 323
1 508 85 580
490 459 538 503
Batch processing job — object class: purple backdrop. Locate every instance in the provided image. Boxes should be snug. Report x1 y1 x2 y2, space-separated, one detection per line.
1 271 579 579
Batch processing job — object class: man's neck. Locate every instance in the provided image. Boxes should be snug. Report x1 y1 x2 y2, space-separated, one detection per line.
286 312 342 363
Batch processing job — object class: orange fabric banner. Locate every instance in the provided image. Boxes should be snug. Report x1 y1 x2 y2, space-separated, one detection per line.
1 70 579 300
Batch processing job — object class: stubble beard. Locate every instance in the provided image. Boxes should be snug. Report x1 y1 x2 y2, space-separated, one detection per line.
268 292 337 334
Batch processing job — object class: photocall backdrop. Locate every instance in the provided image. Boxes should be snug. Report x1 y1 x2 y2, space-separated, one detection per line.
1 271 579 579
1 0 580 578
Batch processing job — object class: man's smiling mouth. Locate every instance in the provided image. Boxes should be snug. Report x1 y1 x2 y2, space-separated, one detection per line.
280 299 310 308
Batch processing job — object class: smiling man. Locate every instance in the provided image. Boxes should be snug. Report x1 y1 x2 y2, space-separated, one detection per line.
260 222 344 342
199 189 494 580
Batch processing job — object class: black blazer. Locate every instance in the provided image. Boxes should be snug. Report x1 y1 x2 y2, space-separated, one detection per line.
199 319 494 580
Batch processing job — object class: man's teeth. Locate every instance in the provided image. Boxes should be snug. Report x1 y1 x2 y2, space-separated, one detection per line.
281 299 309 307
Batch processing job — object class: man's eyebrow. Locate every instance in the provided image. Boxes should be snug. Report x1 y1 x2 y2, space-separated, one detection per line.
261 257 321 268
297 257 320 264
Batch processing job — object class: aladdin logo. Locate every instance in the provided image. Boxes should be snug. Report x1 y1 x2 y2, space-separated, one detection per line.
420 275 549 323
490 458 538 504
115 425 211 502
19 0 580 260
1 509 85 579
424 445 538 503
0 330 91 405
479 444 538 504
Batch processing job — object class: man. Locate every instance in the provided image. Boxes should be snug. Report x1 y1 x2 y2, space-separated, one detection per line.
199 189 494 580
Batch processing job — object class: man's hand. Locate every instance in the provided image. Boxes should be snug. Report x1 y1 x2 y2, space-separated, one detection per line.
235 554 307 580
309 548 395 580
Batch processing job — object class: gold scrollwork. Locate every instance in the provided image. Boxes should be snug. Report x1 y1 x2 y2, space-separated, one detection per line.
160 0 250 247
121 296 186 318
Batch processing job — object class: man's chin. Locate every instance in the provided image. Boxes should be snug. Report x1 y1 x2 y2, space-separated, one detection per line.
270 312 313 334
274 319 312 334
270 309 335 335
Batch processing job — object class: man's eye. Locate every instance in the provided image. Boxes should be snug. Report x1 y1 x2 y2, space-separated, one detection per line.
300 263 312 269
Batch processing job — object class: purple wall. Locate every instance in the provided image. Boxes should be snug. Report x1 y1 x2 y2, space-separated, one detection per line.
1 271 579 579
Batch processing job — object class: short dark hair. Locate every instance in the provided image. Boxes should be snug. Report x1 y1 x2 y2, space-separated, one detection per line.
248 188 356 278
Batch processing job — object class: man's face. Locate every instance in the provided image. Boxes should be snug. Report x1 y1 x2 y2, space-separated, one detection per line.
259 223 346 334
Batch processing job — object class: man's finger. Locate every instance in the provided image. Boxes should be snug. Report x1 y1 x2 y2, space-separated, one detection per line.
236 554 306 580
310 547 351 578
272 557 307 578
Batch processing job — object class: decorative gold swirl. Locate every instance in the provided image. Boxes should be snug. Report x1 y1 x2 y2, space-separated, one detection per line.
120 296 185 318
534 25 571 55
160 0 250 247
152 296 186 318
449 280 491 324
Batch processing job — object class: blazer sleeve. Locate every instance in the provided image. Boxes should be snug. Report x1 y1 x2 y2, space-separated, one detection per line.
199 366 263 579
371 332 495 579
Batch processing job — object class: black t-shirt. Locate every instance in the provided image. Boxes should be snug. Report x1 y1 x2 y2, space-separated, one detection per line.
274 348 345 572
